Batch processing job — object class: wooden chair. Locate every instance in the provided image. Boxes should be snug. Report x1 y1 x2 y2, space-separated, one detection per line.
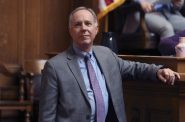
107 0 160 55
23 59 47 122
0 62 33 122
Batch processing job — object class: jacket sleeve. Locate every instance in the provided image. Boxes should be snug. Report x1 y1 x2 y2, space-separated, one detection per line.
113 53 163 82
38 61 58 122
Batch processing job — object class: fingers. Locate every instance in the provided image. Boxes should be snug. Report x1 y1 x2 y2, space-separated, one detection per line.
140 1 154 12
157 71 167 82
164 69 175 85
174 72 180 80
161 70 175 85
143 5 153 13
167 74 176 85
157 68 180 85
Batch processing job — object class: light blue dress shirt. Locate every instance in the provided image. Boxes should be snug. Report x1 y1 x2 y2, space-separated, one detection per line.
73 45 109 122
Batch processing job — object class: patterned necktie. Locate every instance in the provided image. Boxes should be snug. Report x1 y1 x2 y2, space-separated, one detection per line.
84 55 106 122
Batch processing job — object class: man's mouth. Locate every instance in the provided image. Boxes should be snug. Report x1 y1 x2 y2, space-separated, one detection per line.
82 35 89 37
81 35 89 38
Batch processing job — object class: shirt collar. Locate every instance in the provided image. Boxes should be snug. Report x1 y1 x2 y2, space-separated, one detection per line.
73 43 93 59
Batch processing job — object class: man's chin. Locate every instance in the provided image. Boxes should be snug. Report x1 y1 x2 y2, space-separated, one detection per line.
81 40 92 46
78 43 93 51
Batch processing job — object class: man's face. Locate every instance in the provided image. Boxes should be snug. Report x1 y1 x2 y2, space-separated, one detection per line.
69 9 98 51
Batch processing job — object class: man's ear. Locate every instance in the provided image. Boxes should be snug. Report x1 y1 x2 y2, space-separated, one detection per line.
96 24 99 34
96 26 99 34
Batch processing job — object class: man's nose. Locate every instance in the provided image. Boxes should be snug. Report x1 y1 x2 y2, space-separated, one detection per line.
81 23 88 30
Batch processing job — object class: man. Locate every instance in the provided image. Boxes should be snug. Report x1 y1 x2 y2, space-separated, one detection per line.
39 7 180 122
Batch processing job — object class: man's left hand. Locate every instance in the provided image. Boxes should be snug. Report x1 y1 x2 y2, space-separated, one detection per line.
157 68 180 85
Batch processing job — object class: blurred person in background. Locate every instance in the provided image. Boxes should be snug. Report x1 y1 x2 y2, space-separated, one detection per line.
122 0 185 40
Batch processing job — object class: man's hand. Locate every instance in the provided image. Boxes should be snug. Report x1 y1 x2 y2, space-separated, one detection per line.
139 0 154 13
157 68 180 85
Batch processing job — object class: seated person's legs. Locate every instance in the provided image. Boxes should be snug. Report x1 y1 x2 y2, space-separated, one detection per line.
167 13 185 33
145 12 175 39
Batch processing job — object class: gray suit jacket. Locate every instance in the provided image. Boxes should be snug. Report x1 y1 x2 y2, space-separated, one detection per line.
39 46 161 122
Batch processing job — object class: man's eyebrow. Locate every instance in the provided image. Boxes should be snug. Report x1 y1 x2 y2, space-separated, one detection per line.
84 20 92 22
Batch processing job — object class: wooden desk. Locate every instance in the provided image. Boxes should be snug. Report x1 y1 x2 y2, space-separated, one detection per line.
119 55 185 122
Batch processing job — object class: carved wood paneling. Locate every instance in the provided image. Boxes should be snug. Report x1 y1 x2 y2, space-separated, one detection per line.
0 0 94 64
124 82 180 122
0 0 74 63
24 0 41 60
39 0 72 59
0 0 24 64
146 109 173 122
24 0 74 60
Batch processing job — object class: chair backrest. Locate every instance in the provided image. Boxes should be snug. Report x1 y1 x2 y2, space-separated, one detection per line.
24 60 47 75
101 32 118 53
0 61 32 101
0 61 33 122
23 59 47 101
23 59 47 122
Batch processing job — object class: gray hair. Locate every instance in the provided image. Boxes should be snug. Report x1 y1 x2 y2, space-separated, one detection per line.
68 6 98 28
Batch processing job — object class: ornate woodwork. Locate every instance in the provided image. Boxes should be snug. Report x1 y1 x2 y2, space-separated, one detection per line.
120 55 185 122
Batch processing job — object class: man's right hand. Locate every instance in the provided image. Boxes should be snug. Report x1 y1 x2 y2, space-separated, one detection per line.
139 0 154 13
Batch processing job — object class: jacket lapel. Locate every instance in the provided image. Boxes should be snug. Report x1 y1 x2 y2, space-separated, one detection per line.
93 47 112 92
66 48 90 106
93 47 124 122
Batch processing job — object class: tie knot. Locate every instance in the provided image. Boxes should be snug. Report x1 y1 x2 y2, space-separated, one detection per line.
84 54 91 61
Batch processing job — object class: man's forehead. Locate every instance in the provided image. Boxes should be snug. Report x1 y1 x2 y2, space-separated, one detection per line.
72 9 94 19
